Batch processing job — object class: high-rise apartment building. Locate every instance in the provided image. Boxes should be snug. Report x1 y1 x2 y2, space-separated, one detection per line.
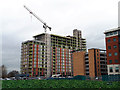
21 40 46 77
73 48 107 78
21 29 86 77
104 28 120 75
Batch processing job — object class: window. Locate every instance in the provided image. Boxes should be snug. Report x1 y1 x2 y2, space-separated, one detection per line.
113 38 116 41
114 52 118 56
110 32 113 35
106 33 109 36
109 60 112 64
115 60 118 63
109 53 112 56
108 39 110 42
97 50 98 52
115 67 119 72
109 67 113 72
113 45 117 48
108 46 111 49
113 31 117 35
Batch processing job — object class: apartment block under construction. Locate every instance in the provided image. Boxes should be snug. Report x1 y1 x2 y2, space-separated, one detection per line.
21 29 86 77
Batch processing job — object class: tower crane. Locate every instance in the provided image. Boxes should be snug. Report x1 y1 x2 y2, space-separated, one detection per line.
24 5 51 33
24 5 51 77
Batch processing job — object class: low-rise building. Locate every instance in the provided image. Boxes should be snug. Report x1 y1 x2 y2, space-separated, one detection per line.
73 48 107 78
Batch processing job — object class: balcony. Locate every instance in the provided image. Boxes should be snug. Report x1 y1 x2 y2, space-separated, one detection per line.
82 41 86 43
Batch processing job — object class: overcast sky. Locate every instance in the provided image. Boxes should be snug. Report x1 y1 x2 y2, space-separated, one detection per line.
1 0 119 73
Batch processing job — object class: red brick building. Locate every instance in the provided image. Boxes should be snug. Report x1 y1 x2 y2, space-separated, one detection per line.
104 28 120 75
73 48 107 78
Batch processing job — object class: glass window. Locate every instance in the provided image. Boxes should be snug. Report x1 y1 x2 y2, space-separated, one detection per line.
109 53 112 56
114 52 118 56
113 45 117 48
113 31 117 35
108 39 110 42
110 32 113 35
109 67 113 72
113 38 116 41
115 67 119 72
108 46 111 49
115 60 118 63
109 60 112 64
106 33 109 36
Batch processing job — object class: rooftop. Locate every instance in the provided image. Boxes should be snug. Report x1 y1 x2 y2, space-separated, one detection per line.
33 33 46 38
104 27 120 34
88 48 106 51
33 33 75 39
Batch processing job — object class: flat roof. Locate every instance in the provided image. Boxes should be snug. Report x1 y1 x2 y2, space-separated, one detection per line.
51 34 72 39
33 33 45 38
33 33 72 39
104 27 120 34
22 40 44 44
88 48 106 51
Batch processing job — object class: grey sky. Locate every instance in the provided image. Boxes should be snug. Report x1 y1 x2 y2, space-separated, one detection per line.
1 0 119 73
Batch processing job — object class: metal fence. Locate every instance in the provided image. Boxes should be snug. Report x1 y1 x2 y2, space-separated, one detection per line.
102 75 120 81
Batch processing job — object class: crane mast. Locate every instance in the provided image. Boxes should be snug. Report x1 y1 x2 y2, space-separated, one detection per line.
24 5 51 32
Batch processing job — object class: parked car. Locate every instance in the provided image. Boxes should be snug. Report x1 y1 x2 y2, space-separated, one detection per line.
5 78 11 80
67 76 73 78
0 78 5 80
28 77 35 80
10 77 16 80
22 77 28 80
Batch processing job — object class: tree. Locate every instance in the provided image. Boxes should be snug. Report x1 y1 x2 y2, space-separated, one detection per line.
1 65 7 78
7 70 19 77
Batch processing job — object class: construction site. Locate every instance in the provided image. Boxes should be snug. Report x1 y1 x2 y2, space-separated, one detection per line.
21 6 86 78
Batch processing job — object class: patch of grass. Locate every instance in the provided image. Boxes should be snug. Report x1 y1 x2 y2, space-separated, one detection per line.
2 80 120 88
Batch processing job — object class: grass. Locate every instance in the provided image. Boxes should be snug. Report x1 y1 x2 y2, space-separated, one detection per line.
2 80 120 88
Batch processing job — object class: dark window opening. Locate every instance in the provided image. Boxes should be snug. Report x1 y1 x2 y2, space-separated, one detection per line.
109 67 113 72
113 45 117 48
109 53 112 56
108 46 111 49
115 60 118 63
113 38 116 42
109 60 112 64
115 67 119 72
108 39 110 42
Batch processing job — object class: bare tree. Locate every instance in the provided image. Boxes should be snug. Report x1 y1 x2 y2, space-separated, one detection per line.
1 65 7 78
7 70 19 77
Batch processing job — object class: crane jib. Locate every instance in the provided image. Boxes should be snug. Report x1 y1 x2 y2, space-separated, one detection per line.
24 5 52 32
